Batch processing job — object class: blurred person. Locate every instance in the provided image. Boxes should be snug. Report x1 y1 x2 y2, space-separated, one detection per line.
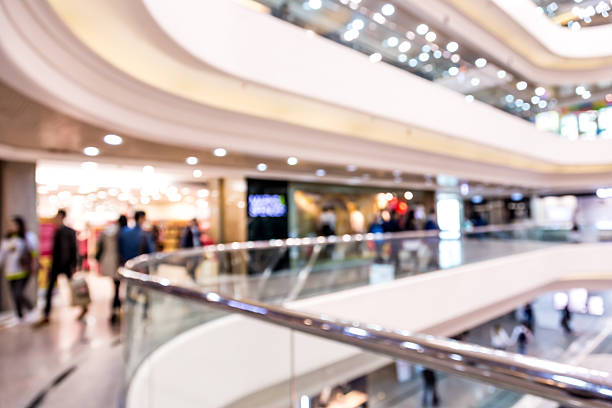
180 219 202 279
561 304 573 334
424 209 439 231
319 206 336 236
490 324 512 350
403 209 417 231
180 219 202 249
512 323 533 355
523 303 535 332
383 211 401 271
119 210 154 266
369 213 385 262
96 215 127 324
0 216 34 320
151 224 164 252
421 367 439 406
37 209 79 325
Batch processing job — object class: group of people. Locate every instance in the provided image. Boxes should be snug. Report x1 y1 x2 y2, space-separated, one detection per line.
0 209 160 325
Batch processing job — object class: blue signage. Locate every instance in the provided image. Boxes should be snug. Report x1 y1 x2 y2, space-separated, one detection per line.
248 194 287 217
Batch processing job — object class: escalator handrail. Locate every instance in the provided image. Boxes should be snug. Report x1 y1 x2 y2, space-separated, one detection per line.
119 265 612 408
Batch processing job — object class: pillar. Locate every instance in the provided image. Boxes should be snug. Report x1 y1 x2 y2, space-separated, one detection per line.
0 161 37 311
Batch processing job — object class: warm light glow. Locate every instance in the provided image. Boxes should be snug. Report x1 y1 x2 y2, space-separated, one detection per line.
186 156 198 165
287 156 299 165
257 163 268 172
143 165 155 174
193 169 202 178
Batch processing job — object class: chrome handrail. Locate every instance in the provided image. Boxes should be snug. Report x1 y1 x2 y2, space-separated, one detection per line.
125 222 540 270
120 264 612 408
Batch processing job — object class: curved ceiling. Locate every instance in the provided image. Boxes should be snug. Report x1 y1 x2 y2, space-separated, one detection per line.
0 0 612 189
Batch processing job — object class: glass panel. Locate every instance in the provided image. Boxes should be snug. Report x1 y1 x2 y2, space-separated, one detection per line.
124 282 293 408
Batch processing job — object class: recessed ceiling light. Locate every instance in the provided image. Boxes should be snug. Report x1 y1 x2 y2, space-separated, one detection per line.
398 41 411 53
425 31 437 42
534 87 546 96
103 134 123 145
193 169 202 178
386 36 399 47
83 146 100 156
497 70 507 79
416 24 429 35
381 3 395 16
257 163 268 172
316 169 326 177
308 0 322 10
516 81 528 91
369 52 382 63
213 148 227 157
186 156 198 165
404 191 414 200
287 157 298 166
474 58 487 68
446 41 459 53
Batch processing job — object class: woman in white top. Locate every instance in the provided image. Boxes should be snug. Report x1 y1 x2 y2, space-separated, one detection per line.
0 216 34 319
490 324 512 350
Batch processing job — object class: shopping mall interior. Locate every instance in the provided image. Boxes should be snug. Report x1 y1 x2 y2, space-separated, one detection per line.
2 0 612 407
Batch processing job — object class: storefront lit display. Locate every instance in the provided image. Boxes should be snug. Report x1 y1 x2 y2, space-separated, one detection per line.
598 106 612 138
247 194 287 217
578 111 598 139
535 110 559 133
560 114 579 140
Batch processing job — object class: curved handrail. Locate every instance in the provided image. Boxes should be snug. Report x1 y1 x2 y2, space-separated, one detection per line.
120 235 612 408
125 222 539 270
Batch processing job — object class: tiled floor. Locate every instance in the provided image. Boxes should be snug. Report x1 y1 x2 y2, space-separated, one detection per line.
0 274 123 408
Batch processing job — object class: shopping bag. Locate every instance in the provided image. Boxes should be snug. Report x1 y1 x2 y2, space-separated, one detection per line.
70 277 91 307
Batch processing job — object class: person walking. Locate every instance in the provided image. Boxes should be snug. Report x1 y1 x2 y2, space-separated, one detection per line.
97 215 127 324
421 368 440 406
119 211 154 266
0 216 35 320
512 323 533 355
179 218 202 249
37 210 79 325
561 304 573 334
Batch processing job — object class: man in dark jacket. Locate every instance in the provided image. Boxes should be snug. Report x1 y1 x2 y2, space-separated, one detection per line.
37 209 78 325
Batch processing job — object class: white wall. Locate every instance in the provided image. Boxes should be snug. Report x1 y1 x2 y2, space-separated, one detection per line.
143 0 612 166
128 243 612 407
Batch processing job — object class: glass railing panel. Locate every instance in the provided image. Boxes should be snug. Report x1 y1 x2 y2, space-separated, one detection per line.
130 226 578 306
